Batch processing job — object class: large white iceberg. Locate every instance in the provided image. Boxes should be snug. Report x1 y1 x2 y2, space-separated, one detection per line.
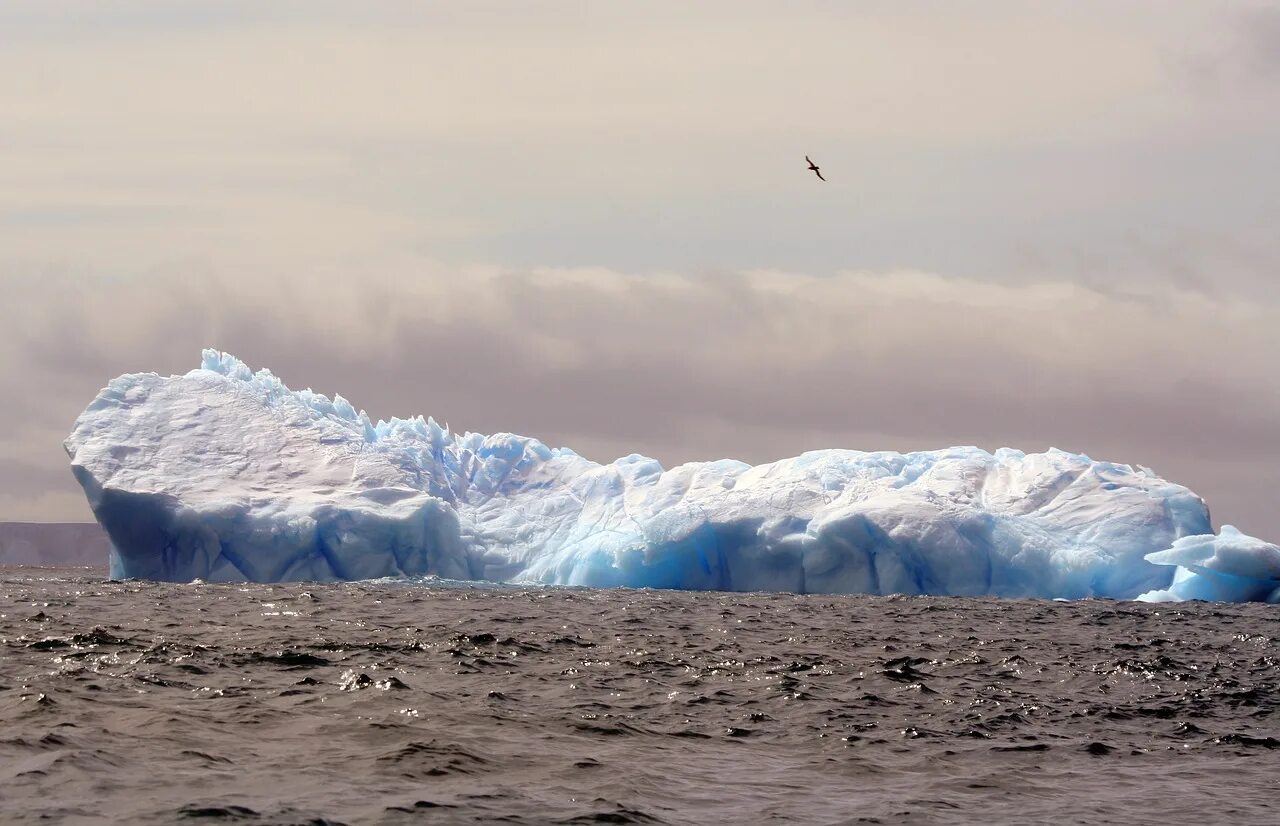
63 351 1276 601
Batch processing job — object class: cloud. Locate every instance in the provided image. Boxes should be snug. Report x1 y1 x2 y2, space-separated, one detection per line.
1 0 1240 283
4 259 1278 539
1174 5 1280 93
1235 6 1280 77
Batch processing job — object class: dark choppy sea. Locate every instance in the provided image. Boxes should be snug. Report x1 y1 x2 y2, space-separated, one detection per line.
1 567 1276 825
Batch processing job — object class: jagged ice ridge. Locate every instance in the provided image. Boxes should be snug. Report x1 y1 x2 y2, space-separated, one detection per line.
64 351 1280 602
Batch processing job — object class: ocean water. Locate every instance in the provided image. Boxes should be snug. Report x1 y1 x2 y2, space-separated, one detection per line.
1 568 1276 825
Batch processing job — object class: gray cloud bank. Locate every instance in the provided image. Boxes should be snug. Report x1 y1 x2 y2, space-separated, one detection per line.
4 261 1278 539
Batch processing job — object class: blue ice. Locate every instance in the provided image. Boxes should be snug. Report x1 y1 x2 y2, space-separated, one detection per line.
62 351 1278 602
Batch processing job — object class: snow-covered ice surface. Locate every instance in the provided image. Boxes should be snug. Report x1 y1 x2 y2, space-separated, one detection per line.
64 351 1278 601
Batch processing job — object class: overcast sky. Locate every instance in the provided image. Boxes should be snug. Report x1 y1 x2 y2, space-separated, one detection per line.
2 2 1278 539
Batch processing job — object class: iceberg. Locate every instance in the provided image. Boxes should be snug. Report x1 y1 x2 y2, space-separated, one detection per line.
1136 527 1280 603
63 351 1275 601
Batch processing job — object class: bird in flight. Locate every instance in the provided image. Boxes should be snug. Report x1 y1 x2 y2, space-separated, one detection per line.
806 155 825 181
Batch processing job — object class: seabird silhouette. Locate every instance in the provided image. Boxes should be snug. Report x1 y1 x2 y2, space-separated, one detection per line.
806 155 825 181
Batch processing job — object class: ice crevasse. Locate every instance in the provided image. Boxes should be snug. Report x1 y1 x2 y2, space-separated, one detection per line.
63 351 1280 602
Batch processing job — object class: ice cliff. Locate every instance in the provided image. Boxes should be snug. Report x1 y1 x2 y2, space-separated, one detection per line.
63 351 1279 602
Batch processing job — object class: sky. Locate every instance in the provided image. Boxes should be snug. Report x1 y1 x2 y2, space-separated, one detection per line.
2 2 1279 539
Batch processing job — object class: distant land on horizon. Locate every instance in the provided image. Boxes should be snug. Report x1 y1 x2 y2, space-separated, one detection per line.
0 522 109 568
